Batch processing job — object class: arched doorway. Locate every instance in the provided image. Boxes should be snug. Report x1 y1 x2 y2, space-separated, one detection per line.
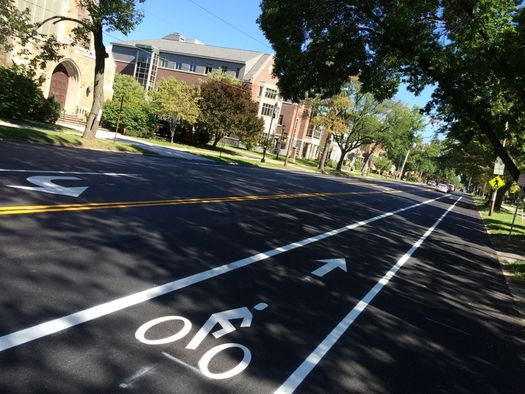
47 60 81 115
48 63 69 110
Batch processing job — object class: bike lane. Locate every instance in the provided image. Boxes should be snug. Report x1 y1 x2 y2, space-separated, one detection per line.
0 195 463 393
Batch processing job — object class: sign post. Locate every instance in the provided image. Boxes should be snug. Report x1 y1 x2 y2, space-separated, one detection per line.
508 175 525 238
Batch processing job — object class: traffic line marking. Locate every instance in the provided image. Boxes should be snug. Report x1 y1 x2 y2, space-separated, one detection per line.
274 196 462 394
0 190 400 216
0 194 448 352
0 168 136 176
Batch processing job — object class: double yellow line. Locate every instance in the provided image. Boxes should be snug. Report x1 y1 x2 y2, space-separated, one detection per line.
0 189 400 216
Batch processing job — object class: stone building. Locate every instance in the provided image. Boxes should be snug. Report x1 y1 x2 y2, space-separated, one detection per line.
1 0 115 118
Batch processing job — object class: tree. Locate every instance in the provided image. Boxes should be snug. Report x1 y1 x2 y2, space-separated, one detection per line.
198 78 263 147
101 75 155 137
373 155 392 175
40 0 145 139
380 104 425 174
206 70 241 85
151 78 200 143
258 0 523 181
0 0 64 74
313 79 389 171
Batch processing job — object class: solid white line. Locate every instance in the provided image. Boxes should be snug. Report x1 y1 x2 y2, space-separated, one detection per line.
0 194 449 352
274 197 462 394
0 169 136 176
161 352 205 377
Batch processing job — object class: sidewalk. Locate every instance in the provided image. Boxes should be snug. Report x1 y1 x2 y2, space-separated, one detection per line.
56 121 212 162
496 250 525 324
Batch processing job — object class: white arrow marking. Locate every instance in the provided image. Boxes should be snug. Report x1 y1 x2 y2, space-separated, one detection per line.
311 258 348 277
7 176 88 197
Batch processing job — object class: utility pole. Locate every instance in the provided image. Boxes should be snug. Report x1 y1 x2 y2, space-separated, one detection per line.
398 142 416 180
261 103 279 163
113 95 124 143
284 115 299 167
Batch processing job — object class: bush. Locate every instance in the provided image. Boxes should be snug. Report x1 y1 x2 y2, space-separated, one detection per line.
101 75 156 137
32 95 61 123
0 66 59 123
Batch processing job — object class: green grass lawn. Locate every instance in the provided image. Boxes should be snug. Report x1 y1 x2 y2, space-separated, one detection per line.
474 196 525 283
0 124 156 155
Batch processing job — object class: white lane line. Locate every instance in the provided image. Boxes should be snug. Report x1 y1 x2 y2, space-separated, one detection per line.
425 317 472 337
0 194 449 352
161 352 205 377
0 169 136 176
119 364 159 389
275 196 462 394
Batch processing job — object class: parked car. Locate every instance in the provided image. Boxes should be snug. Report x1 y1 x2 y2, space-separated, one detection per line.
447 184 455 192
154 120 171 139
427 180 437 187
436 183 449 193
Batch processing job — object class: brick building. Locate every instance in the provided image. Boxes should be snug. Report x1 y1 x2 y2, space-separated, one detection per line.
111 33 322 160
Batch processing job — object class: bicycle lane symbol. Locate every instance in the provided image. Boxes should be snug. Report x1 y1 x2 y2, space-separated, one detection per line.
134 302 269 380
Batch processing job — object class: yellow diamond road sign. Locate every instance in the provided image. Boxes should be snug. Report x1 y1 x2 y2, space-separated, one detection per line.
489 176 505 190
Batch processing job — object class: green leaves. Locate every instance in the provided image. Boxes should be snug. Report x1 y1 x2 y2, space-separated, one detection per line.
101 75 155 137
198 78 263 146
259 0 523 180
151 78 200 126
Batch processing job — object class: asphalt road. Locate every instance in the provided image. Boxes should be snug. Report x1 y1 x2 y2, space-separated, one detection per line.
0 141 523 393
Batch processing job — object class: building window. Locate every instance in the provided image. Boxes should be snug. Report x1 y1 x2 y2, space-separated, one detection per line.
159 57 168 68
265 88 278 99
220 65 228 72
258 86 263 97
236 67 240 78
278 114 284 125
261 103 275 117
175 61 182 70
306 127 314 137
205 65 213 74
313 129 321 139
134 49 159 90
190 62 196 72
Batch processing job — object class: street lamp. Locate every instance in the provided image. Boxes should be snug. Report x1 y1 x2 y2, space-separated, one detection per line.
261 102 280 163
398 142 417 180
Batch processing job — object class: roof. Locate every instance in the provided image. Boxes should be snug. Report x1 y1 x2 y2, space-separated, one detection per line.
113 38 269 64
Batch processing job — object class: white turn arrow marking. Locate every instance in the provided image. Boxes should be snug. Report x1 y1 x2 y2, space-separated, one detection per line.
311 258 348 277
7 176 88 197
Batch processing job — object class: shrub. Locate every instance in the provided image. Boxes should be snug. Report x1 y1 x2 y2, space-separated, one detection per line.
101 75 156 137
0 66 59 123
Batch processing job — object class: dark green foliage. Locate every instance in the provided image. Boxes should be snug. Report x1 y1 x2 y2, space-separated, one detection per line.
198 78 263 147
0 66 60 123
258 0 523 180
101 75 155 137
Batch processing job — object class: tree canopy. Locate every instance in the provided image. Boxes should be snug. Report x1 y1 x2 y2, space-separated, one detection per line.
198 77 263 147
258 0 524 181
151 78 200 143
101 75 155 137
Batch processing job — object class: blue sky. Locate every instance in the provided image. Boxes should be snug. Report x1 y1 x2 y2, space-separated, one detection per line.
106 0 437 138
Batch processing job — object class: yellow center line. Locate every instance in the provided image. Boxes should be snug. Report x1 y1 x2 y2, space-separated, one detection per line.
0 190 401 216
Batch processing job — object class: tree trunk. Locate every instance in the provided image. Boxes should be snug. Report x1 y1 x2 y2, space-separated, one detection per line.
83 27 106 140
318 132 331 170
212 133 223 148
495 182 512 211
362 143 379 174
336 153 346 171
